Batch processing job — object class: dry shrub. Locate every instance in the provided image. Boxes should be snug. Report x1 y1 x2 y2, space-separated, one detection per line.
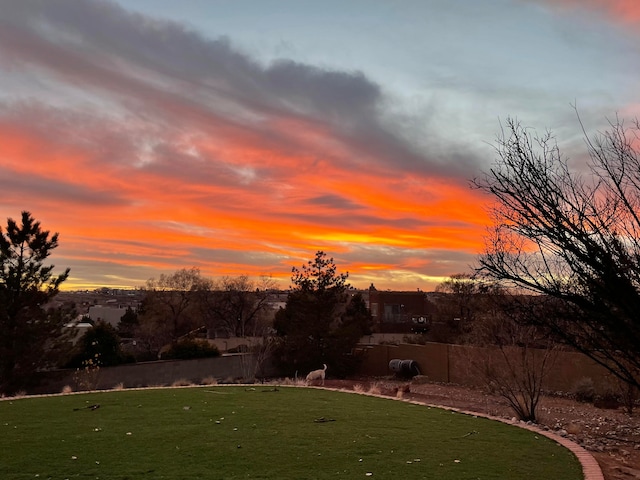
352 383 365 393
466 318 557 423
367 382 382 395
572 377 595 403
171 379 194 387
400 383 411 394
61 385 73 394
112 382 125 391
280 377 306 386
73 356 101 391
200 376 218 386
565 422 584 435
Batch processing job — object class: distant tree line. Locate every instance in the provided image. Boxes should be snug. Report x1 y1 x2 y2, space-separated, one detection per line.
0 207 373 395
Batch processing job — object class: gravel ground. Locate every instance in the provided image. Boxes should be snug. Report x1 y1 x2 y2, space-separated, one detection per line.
322 378 640 480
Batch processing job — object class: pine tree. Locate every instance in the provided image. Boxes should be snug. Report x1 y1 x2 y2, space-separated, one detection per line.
0 212 70 393
274 251 371 378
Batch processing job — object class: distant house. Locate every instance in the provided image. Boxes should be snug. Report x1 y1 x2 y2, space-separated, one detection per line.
87 305 129 328
367 286 434 333
64 315 93 344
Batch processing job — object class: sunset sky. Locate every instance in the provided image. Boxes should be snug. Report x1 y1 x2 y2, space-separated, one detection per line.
1 0 639 291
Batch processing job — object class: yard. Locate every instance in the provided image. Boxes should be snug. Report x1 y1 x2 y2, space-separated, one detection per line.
0 386 582 479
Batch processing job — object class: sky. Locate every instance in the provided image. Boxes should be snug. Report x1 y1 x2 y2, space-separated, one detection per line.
1 0 639 291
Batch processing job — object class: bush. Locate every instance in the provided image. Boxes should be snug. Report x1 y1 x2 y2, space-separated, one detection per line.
572 377 596 403
162 339 220 360
65 322 134 368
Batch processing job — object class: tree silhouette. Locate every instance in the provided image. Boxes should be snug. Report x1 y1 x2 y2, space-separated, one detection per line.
274 251 370 378
475 115 640 390
200 275 275 338
139 267 211 346
0 211 70 393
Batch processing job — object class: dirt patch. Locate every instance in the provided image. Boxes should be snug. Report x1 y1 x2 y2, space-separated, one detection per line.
322 378 640 480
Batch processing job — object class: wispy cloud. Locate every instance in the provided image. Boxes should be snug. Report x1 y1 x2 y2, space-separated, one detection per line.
0 0 634 290
537 0 640 24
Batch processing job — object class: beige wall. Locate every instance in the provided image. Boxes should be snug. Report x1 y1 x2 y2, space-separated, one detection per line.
30 353 279 395
357 342 614 392
30 340 614 395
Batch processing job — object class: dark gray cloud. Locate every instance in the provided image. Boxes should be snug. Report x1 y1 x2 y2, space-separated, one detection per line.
0 0 481 180
190 247 282 269
0 164 126 208
343 245 478 278
0 0 497 290
305 194 362 211
280 210 432 232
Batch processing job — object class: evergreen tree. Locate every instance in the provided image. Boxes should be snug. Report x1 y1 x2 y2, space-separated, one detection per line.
117 306 138 338
0 212 70 393
274 251 370 378
67 321 132 368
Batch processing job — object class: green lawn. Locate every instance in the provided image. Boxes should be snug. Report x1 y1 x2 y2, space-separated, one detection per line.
0 386 582 479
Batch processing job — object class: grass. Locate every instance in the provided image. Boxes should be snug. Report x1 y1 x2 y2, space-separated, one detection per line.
0 386 583 479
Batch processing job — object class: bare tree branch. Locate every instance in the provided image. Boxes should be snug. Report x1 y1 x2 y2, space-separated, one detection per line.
474 116 640 389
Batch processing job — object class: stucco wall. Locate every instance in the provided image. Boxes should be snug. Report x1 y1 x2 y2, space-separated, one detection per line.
30 353 278 394
358 342 613 392
30 341 614 395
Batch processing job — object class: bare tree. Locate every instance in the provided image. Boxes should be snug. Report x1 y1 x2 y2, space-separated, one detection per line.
138 267 211 347
474 115 640 391
432 274 503 343
435 273 491 321
466 291 558 422
201 275 275 338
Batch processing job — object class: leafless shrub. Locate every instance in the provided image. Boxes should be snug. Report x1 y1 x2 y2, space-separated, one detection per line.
280 377 306 386
367 382 382 396
239 337 276 382
619 381 639 415
200 376 218 385
171 378 194 387
73 355 101 391
572 377 596 403
467 309 557 423
596 374 639 414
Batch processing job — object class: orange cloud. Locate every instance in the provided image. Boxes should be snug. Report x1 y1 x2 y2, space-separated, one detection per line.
0 103 492 292
0 0 500 292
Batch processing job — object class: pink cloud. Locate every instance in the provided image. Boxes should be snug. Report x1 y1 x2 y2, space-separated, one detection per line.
541 0 640 24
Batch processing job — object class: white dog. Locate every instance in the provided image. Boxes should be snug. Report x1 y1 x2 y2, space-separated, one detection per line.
306 364 327 385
